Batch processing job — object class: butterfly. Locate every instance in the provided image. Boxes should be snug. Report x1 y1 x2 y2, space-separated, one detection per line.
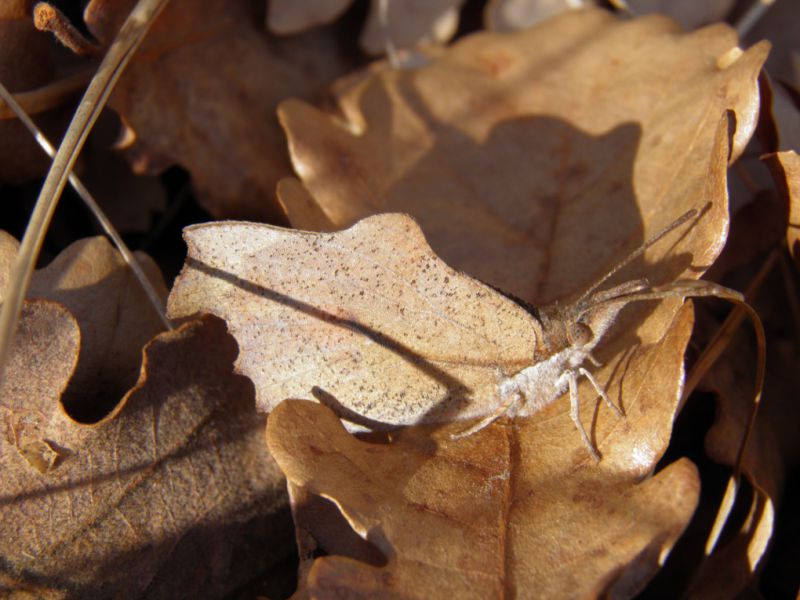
167 209 758 460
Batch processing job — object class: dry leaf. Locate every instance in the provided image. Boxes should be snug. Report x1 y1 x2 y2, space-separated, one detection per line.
160 12 770 598
267 0 350 34
266 303 699 598
0 234 169 421
268 0 465 55
40 0 352 221
703 190 787 283
359 0 465 56
687 258 800 597
625 0 734 30
166 208 706 594
690 340 777 598
0 300 81 447
167 16 766 596
0 0 82 183
484 0 734 32
0 313 289 598
0 230 16 293
485 0 595 32
81 144 168 234
278 9 768 305
765 151 800 266
683 147 800 594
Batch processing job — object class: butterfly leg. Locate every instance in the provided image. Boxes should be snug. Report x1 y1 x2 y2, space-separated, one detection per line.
568 371 601 461
578 367 624 417
586 352 602 367
451 389 522 439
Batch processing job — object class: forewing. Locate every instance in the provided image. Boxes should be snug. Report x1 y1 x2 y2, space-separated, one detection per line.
168 214 539 427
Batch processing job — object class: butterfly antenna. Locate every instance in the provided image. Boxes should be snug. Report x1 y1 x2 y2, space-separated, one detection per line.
575 208 697 309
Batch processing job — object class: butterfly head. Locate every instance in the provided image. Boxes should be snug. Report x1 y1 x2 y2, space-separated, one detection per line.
537 287 635 355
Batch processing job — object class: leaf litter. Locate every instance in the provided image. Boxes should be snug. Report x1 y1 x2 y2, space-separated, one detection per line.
2 1 798 598
1 232 168 421
37 0 355 221
483 0 735 33
0 0 86 184
165 7 773 598
0 312 289 598
268 0 466 55
167 207 741 596
277 8 766 306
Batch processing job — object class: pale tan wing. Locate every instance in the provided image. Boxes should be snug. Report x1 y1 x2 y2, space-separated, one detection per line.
168 214 539 428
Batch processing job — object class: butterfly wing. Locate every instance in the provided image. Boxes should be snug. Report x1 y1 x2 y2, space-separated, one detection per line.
168 213 540 429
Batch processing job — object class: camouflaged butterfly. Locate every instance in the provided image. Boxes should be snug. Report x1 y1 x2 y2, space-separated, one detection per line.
167 209 741 459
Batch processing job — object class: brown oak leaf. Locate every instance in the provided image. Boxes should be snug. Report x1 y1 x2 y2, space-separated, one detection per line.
166 159 729 599
0 0 86 183
39 0 353 221
1 233 169 422
765 150 799 266
484 0 593 32
80 144 168 235
268 0 465 55
622 0 734 30
277 8 767 306
0 313 289 599
484 0 735 32
0 230 16 293
267 0 351 34
703 189 787 283
690 325 780 599
685 231 800 597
